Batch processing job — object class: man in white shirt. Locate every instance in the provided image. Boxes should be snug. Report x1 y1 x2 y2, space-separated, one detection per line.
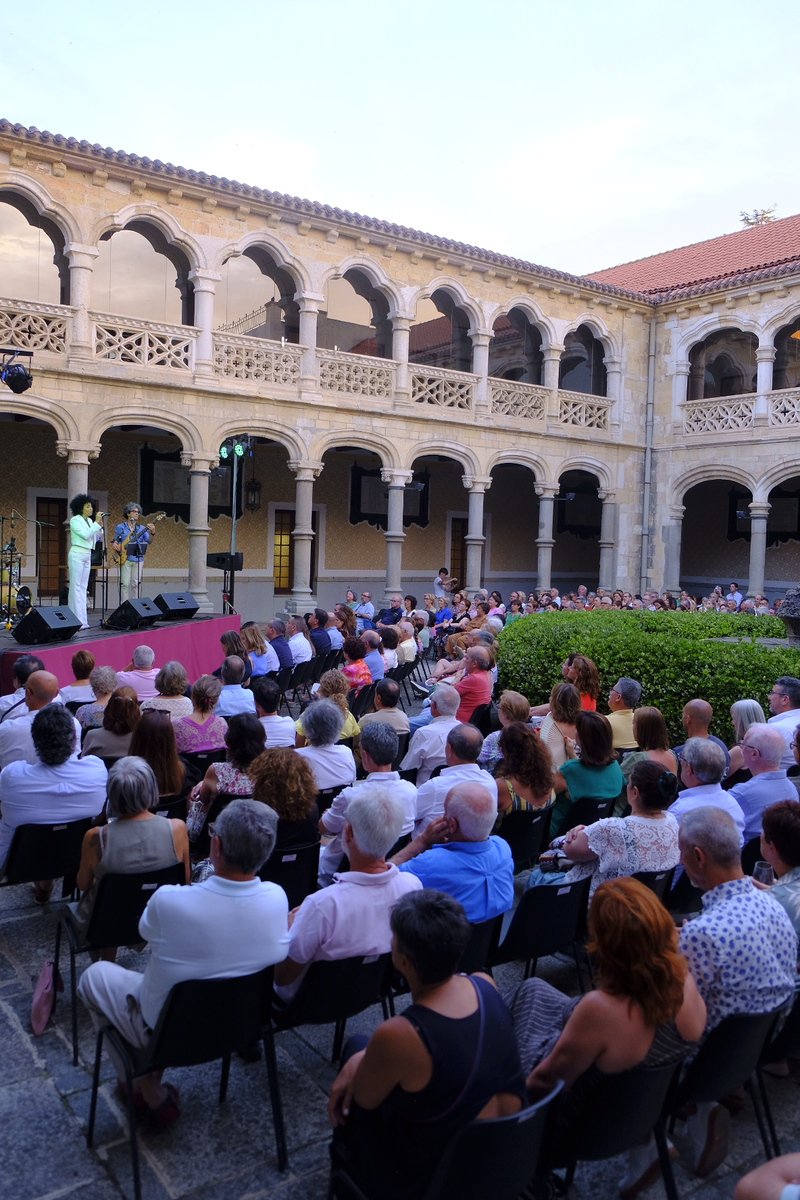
0 654 45 723
400 684 460 784
78 800 289 1125
433 568 453 600
214 656 256 717
413 723 496 834
767 676 800 770
0 671 81 769
318 722 416 885
668 738 745 844
395 621 418 665
116 645 159 700
727 582 743 609
296 699 357 791
274 789 422 1001
0 705 107 894
287 615 313 664
252 677 296 747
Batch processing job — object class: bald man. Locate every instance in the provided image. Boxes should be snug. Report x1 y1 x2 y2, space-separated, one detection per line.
0 671 81 768
672 698 730 786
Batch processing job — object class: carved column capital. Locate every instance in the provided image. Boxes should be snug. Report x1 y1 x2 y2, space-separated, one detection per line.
288 459 324 482
380 468 413 488
461 475 493 494
56 441 101 464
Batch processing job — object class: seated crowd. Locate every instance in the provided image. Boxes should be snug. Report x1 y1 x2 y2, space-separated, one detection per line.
2 591 800 1200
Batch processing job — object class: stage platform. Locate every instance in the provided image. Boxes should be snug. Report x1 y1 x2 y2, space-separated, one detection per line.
0 612 240 695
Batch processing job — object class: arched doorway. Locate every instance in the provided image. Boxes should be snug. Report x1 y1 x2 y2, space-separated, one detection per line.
552 470 602 589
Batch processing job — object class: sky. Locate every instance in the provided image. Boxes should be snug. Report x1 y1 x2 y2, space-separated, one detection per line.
3 0 799 277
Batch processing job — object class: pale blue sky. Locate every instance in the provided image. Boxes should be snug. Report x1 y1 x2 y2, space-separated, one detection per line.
3 0 798 276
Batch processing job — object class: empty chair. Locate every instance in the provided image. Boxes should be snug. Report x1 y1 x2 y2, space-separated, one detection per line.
0 817 94 897
496 806 552 873
459 914 504 975
560 793 617 834
489 876 591 986
258 841 320 910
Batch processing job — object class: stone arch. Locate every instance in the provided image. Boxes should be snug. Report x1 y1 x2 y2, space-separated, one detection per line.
554 455 613 492
674 314 763 365
410 276 485 337
754 461 800 503
0 172 83 246
319 254 404 318
561 312 619 359
485 296 558 349
0 175 81 303
87 407 203 453
88 204 206 272
0 394 79 443
760 302 800 347
212 230 311 294
404 439 481 476
210 418 306 465
670 462 757 508
310 429 398 469
484 447 550 481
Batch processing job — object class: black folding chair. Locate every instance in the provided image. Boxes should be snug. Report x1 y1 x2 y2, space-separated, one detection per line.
317 783 348 814
560 794 617 834
272 665 293 713
489 876 591 989
391 731 410 770
258 840 320 909
349 683 376 721
668 1009 782 1162
271 952 393 1061
0 817 95 897
496 806 552 873
666 869 703 916
180 746 227 784
54 862 186 1063
757 990 800 1156
741 835 763 876
459 914 504 974
153 792 188 821
631 866 676 903
86 967 287 1200
191 791 250 861
64 700 86 716
330 1080 563 1200
468 702 492 736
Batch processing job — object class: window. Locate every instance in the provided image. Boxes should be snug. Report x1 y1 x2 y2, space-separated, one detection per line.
450 517 468 587
273 510 317 594
36 497 67 597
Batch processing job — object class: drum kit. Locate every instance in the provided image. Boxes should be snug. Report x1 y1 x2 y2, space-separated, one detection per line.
0 512 36 630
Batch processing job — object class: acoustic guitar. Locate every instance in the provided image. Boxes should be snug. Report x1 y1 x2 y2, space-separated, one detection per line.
112 511 167 566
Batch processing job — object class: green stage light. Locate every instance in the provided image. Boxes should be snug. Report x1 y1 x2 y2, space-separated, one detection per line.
234 441 245 457
219 444 229 459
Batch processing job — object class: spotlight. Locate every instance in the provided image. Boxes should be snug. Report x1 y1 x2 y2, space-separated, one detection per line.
234 440 245 457
0 348 33 395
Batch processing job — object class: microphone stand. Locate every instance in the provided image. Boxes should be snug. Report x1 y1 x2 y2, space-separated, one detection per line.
100 513 110 624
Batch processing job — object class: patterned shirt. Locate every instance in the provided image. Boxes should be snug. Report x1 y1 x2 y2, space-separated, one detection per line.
679 876 797 1029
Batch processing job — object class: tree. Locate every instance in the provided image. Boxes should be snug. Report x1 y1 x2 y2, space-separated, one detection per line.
740 206 778 227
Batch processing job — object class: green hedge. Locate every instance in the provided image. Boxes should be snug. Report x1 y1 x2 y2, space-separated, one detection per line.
497 610 800 744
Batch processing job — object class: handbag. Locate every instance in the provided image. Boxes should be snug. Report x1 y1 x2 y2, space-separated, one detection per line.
31 959 64 1036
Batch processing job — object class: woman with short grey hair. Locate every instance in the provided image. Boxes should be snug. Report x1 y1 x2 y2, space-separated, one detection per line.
76 665 119 730
72 757 190 949
296 698 356 790
141 660 192 718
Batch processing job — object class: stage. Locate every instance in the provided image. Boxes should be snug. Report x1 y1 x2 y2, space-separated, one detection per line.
0 612 240 695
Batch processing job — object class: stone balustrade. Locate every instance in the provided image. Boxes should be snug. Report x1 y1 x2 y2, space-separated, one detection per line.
490 378 547 421
318 348 395 398
0 296 72 355
410 362 477 409
213 331 302 386
91 311 197 370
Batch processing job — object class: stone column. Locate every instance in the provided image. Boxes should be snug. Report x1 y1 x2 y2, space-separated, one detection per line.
542 345 563 418
603 356 623 426
182 452 216 612
391 315 411 403
462 475 492 594
672 363 691 431
754 345 776 426
297 296 322 390
662 504 685 593
381 469 412 600
65 244 99 358
286 460 322 611
188 269 221 375
57 442 101 498
597 489 618 590
748 501 771 596
471 331 491 412
535 485 558 590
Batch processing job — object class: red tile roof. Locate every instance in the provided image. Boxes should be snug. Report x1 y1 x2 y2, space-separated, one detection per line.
588 213 800 295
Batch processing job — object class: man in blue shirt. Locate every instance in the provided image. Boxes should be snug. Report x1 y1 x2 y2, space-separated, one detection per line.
391 781 513 921
112 502 155 604
730 725 797 842
307 608 332 656
361 630 385 681
266 618 293 670
376 594 403 627
354 591 375 633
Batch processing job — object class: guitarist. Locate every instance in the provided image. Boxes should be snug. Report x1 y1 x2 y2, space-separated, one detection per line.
112 502 156 604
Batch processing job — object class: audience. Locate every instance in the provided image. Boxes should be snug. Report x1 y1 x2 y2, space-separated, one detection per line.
128 710 189 806
78 800 289 1129
620 706 678 784
414 724 495 834
360 629 385 681
140 661 192 718
549 711 625 839
275 789 422 1001
767 676 800 769
251 677 296 747
59 649 96 706
400 684 460 783
82 687 141 760
673 699 731 774
240 621 278 675
358 678 409 733
75 665 119 730
341 636 371 693
725 698 767 783
265 617 294 669
0 670 82 768
307 607 332 656
249 747 320 851
287 614 314 663
537 681 581 769
604 676 642 750
477 689 532 774
324 609 345 650
186 713 265 840
116 645 160 700
667 738 745 844
214 655 256 717
760 799 800 936
295 671 360 746
729 725 797 842
0 654 45 722
492 721 554 826
171 674 228 753
295 698 357 790
212 630 252 683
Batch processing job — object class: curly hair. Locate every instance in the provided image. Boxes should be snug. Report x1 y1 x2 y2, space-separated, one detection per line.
587 877 686 1027
343 635 367 661
498 722 554 799
569 654 600 701
69 493 96 516
317 669 350 716
249 747 317 822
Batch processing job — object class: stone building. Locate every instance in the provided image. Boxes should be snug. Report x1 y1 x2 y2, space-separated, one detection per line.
0 119 798 616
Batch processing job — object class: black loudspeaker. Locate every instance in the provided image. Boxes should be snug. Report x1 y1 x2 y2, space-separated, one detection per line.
105 597 161 631
12 605 82 644
206 552 243 571
153 592 199 620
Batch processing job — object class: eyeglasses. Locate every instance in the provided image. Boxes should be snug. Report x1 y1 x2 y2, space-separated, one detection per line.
769 690 787 698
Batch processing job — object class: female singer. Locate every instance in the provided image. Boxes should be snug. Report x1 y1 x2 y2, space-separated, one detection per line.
68 494 105 629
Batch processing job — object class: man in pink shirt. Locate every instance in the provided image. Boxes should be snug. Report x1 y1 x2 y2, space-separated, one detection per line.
116 645 159 701
452 645 493 722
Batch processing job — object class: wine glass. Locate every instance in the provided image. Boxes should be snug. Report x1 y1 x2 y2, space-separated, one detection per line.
752 861 775 887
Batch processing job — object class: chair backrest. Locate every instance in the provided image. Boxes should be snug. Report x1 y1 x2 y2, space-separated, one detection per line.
631 866 675 903
676 1010 780 1106
100 756 123 771
258 840 320 909
491 876 591 966
2 817 95 886
391 731 410 770
64 700 85 716
84 863 186 948
350 683 376 720
763 989 800 1063
666 869 703 915
153 794 188 821
559 1060 682 1163
459 914 504 974
468 703 492 735
496 807 552 873
145 967 274 1072
420 1081 563 1200
278 952 392 1027
180 747 227 783
429 764 444 779
316 783 347 813
191 792 248 860
741 835 763 876
399 766 418 785
560 794 616 833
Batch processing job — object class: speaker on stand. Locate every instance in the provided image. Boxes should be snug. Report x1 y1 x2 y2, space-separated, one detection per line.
104 597 161 631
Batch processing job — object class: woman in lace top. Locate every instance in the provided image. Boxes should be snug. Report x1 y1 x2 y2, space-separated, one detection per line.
555 759 681 897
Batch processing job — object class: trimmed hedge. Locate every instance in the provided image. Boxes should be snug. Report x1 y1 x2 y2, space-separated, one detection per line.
497 610 800 744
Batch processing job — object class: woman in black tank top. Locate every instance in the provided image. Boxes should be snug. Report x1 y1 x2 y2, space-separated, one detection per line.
328 889 526 1200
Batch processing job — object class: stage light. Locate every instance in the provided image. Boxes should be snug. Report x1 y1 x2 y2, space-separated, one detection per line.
219 443 229 459
1 348 33 395
234 441 245 457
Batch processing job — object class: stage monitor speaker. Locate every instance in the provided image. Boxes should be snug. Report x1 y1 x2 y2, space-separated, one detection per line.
206 552 243 572
12 605 82 645
105 597 161 631
153 591 199 621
